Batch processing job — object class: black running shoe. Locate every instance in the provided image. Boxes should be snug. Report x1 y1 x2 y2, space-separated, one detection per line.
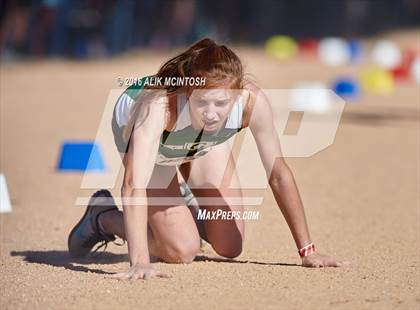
68 189 118 257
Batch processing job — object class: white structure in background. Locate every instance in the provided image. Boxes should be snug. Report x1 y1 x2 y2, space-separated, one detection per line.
371 40 402 70
0 174 12 213
318 38 351 66
411 56 420 84
288 82 332 114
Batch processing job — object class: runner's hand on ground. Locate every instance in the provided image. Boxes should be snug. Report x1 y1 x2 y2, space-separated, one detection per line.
110 263 171 280
301 252 350 268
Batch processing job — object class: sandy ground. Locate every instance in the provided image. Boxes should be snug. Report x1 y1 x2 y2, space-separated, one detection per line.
1 33 419 309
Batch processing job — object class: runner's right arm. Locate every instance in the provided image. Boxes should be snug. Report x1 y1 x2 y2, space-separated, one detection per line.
121 94 166 266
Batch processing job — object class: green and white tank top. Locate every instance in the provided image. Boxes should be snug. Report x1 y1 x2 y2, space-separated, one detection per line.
113 78 245 166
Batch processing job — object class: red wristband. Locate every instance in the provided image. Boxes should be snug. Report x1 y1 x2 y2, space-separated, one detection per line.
298 242 316 258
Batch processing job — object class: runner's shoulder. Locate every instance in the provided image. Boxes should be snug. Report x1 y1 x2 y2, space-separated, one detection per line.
243 80 260 95
241 81 261 128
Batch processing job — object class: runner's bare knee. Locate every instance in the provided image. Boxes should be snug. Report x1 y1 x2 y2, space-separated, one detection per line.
212 238 243 258
162 239 200 263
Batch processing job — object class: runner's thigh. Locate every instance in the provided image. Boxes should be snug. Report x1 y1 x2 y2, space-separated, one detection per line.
180 142 244 258
146 164 200 261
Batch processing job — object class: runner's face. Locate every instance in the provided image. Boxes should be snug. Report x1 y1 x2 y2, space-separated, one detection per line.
188 89 237 132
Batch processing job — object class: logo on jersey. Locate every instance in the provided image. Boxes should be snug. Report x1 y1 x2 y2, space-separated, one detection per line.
184 141 217 151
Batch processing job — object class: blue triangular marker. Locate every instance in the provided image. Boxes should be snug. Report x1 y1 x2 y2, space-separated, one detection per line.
57 141 105 172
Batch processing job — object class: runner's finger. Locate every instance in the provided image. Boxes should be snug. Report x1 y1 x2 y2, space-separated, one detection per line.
332 261 342 267
110 272 131 280
130 272 141 281
155 271 172 278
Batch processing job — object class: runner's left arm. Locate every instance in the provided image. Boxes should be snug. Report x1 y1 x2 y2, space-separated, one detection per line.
246 86 346 267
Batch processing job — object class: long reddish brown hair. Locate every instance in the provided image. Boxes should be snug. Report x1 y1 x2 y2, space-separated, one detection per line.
123 38 246 143
156 38 245 93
